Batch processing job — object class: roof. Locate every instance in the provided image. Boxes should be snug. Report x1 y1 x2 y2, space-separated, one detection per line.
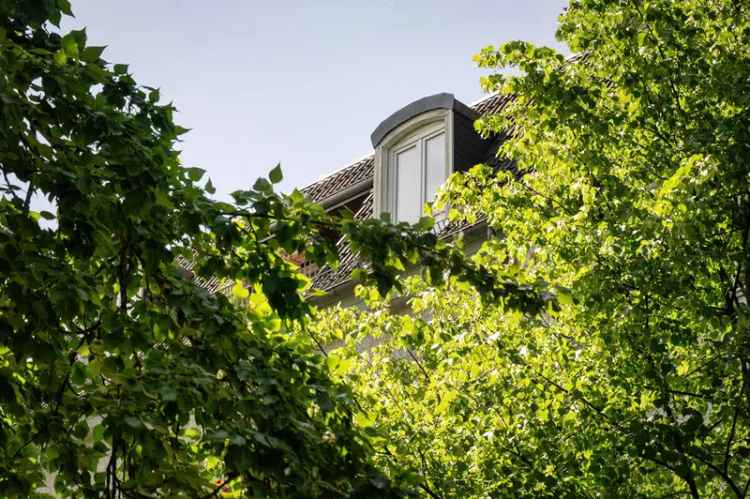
175 254 232 295
308 192 374 291
179 92 511 296
301 155 373 204
471 91 514 116
302 92 513 294
301 92 510 207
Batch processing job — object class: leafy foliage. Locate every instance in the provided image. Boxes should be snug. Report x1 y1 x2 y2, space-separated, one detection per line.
314 1 750 497
0 2 515 497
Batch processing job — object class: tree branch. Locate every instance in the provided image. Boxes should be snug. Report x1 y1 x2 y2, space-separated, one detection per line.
22 180 33 214
406 348 430 383
1 170 22 203
683 448 743 498
418 483 442 499
723 364 742 477
200 472 239 499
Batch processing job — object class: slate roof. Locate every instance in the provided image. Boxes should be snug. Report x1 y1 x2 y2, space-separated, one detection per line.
175 254 232 295
309 192 374 291
302 155 374 204
302 92 512 293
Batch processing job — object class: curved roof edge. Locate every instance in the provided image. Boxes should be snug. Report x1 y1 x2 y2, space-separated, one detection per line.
370 92 477 147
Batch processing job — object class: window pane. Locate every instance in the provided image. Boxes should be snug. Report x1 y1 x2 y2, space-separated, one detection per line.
396 145 420 223
424 132 446 203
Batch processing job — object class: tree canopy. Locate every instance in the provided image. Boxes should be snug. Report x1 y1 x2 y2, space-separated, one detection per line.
0 1 511 497
4 0 750 497
314 0 750 497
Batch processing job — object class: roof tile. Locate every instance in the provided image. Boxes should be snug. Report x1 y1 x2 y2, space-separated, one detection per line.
301 155 373 203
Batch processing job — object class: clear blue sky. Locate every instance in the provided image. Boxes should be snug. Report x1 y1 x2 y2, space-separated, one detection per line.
61 1 569 198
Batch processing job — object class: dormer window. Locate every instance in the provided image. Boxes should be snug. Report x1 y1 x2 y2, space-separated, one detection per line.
391 125 446 223
371 93 484 224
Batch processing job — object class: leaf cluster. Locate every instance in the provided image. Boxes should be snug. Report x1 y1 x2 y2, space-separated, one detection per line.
314 1 750 497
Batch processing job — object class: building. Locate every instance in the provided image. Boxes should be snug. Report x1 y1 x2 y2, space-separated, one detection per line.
176 91 511 306
299 91 511 307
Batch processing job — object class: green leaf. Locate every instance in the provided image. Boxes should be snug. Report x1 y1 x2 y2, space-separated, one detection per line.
81 45 106 62
70 361 87 385
253 177 272 193
417 216 434 230
269 164 283 184
556 289 573 307
57 0 73 15
353 411 376 428
185 167 205 182
93 424 106 443
61 33 79 58
54 50 67 66
232 281 249 299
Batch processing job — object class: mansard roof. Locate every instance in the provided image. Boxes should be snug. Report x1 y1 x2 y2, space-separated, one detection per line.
182 92 512 296
301 92 510 207
302 92 513 294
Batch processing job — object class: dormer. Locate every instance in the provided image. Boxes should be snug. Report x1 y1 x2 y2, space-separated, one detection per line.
371 93 488 223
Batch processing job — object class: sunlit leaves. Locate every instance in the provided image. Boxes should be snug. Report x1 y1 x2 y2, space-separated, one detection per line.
312 1 750 497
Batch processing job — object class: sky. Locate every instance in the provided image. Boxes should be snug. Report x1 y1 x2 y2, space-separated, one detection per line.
61 1 569 199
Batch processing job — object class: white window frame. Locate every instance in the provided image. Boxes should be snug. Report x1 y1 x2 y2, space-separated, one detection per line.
374 109 454 222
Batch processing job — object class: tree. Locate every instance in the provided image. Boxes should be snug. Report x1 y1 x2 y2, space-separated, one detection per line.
0 1 518 497
314 1 750 497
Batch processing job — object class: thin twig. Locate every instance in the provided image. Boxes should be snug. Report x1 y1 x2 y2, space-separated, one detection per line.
200 472 239 499
406 348 430 382
22 181 34 214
